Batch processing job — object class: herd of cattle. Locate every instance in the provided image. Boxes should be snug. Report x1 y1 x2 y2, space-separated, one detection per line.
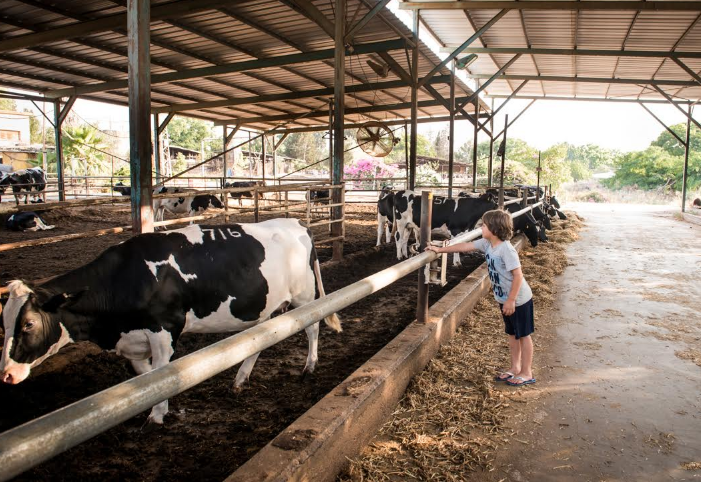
0 179 564 425
377 185 564 265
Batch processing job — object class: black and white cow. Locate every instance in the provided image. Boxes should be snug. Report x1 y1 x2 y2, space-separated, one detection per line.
306 189 330 205
544 198 567 220
0 219 341 424
225 181 265 205
531 204 552 230
153 186 224 226
5 212 55 232
393 190 497 266
504 204 541 247
112 182 131 196
376 186 394 246
0 168 47 205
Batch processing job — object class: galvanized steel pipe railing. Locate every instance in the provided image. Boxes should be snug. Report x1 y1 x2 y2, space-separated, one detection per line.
0 202 540 481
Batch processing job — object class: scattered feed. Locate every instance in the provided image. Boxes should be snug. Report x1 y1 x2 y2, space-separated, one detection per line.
341 213 584 481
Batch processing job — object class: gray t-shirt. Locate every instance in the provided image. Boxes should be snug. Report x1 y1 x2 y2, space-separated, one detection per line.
473 238 533 306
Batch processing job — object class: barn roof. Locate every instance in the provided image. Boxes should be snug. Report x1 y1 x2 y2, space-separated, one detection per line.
0 0 487 132
400 1 701 105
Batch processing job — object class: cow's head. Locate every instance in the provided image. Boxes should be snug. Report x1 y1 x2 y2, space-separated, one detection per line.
522 212 539 247
0 281 77 384
532 205 552 230
208 195 224 209
537 223 548 242
550 196 561 209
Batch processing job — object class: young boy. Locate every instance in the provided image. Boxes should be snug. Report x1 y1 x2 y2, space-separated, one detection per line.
427 209 535 387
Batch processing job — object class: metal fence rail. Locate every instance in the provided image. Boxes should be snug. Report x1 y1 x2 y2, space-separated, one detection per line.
0 204 540 481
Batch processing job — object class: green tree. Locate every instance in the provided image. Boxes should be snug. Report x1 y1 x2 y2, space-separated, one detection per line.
540 143 572 189
166 117 213 152
25 109 55 145
434 127 449 159
0 98 17 111
63 125 108 176
386 133 436 162
652 124 701 157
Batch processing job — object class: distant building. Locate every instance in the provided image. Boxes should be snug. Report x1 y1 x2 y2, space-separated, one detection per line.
0 110 30 147
0 110 52 171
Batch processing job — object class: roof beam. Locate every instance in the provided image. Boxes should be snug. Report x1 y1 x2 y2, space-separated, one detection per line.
43 39 406 99
653 85 701 131
437 46 701 59
398 2 701 11
671 58 701 86
213 95 491 126
457 54 521 110
418 9 507 88
465 74 698 87
0 0 242 53
152 75 453 114
486 94 693 104
277 0 335 38
639 102 686 145
345 0 393 43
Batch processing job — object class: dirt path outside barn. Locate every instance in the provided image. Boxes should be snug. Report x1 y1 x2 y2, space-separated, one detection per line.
342 203 701 481
484 203 701 481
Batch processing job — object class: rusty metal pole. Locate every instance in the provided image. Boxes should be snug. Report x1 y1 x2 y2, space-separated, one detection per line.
52 100 65 202
536 151 541 202
682 105 692 212
472 97 479 192
522 186 528 208
498 114 508 209
331 0 346 261
417 191 433 324
488 98 494 188
448 61 455 198
409 11 419 190
127 0 153 234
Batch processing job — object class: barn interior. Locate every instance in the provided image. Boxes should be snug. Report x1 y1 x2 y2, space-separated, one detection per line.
0 1 701 481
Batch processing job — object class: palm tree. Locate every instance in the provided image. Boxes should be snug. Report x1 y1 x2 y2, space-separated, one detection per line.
63 125 108 176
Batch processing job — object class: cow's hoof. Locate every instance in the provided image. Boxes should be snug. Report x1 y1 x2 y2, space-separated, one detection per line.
232 383 248 394
300 368 315 382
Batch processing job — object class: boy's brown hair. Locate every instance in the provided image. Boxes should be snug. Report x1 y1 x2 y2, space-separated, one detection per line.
481 209 513 241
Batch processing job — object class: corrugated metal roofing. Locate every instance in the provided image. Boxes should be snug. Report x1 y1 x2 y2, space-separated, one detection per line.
0 0 483 131
412 1 701 104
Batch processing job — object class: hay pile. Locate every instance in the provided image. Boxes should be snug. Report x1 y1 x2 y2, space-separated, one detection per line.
339 212 584 482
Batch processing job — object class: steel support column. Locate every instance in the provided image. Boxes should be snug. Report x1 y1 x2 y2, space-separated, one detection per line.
472 97 479 191
409 11 419 190
682 105 692 212
448 62 455 198
498 115 508 208
153 114 161 183
261 134 266 183
52 101 64 202
417 191 432 324
331 0 345 260
128 0 153 234
488 98 494 187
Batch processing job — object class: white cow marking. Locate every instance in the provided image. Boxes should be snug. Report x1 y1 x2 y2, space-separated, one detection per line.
182 296 262 334
145 254 198 283
166 225 204 245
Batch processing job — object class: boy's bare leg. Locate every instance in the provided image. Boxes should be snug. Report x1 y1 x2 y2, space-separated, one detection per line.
513 335 534 383
508 334 522 374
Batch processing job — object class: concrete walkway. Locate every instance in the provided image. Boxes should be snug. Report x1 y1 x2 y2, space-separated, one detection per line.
495 203 701 482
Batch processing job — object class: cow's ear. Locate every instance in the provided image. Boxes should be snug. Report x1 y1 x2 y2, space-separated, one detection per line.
41 289 87 312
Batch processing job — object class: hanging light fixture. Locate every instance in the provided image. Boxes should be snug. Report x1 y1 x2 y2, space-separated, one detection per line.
366 59 390 78
455 53 478 70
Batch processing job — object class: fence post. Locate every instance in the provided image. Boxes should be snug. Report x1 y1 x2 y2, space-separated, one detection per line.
522 187 528 208
285 190 289 218
417 191 432 324
254 187 259 223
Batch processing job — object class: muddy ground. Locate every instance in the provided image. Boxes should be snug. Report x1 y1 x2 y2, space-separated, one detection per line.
0 201 485 481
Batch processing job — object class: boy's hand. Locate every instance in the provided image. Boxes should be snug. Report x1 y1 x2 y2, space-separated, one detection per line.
425 245 441 254
502 299 516 316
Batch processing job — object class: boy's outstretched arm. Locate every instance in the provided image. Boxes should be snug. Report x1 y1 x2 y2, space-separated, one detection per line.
502 267 524 316
426 242 477 254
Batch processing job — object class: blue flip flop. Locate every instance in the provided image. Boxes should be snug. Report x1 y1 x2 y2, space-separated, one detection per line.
506 376 536 387
494 371 515 382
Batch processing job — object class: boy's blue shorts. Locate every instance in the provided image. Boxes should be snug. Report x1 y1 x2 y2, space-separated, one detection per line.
499 298 534 339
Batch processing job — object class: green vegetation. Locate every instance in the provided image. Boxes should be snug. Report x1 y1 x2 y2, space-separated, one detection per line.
63 125 108 176
604 124 701 192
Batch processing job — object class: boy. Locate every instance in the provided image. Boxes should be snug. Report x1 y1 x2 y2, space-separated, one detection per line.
427 209 535 387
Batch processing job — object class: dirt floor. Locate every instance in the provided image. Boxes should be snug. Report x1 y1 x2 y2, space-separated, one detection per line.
0 202 486 481
342 203 701 482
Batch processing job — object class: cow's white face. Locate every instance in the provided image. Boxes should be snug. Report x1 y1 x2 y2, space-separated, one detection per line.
0 281 72 385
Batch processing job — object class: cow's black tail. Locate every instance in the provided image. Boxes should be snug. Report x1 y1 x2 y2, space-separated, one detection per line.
307 230 342 332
